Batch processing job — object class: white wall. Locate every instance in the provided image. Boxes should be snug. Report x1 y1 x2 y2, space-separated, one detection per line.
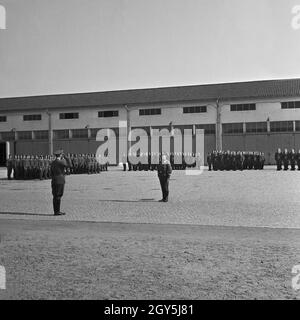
221 97 300 123
0 106 127 132
1 96 300 134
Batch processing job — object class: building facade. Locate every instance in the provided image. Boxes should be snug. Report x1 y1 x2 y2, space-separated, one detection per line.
0 78 300 166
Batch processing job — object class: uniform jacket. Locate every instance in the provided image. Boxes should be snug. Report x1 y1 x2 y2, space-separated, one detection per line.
157 161 172 178
50 158 68 184
6 159 13 168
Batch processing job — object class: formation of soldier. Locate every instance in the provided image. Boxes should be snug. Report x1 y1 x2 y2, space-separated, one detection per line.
207 150 265 171
275 148 300 171
6 153 108 180
122 152 202 171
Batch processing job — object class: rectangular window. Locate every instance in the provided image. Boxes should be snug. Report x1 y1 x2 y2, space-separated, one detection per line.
34 130 49 140
281 101 300 109
53 129 69 139
246 122 267 133
0 131 15 140
139 108 161 116
197 124 216 134
72 129 88 139
18 131 32 140
230 104 256 111
222 123 244 134
23 114 42 121
59 112 79 120
98 110 119 118
270 121 293 132
183 106 207 114
0 116 7 122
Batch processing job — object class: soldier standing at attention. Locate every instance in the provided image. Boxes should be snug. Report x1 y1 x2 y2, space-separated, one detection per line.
259 152 265 170
6 155 13 180
12 155 17 179
282 148 289 171
50 150 68 216
157 154 172 202
275 148 282 171
207 152 212 171
248 152 254 170
38 156 44 180
289 149 296 171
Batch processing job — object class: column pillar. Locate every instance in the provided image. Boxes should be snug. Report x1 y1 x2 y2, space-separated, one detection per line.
215 100 222 150
47 111 53 155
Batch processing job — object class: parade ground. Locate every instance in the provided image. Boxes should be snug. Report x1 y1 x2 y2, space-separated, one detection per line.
0 167 300 299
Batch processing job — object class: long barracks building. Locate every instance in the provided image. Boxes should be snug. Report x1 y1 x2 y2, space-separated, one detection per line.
0 78 300 166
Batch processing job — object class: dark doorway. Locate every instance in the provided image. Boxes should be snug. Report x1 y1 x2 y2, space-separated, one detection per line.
0 142 6 166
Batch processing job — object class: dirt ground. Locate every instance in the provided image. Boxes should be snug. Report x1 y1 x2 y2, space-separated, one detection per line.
0 219 299 300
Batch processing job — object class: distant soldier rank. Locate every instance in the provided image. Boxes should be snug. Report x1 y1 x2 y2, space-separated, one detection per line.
6 154 108 180
275 149 300 171
123 152 201 171
207 151 265 171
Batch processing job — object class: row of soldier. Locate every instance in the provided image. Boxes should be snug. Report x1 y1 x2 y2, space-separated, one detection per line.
207 151 265 171
122 152 202 171
6 153 108 180
275 148 300 171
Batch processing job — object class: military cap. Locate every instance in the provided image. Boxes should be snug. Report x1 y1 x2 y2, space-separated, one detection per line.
54 149 63 156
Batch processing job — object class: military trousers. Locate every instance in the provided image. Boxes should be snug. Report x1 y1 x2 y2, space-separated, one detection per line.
7 167 13 179
159 176 170 201
51 182 65 214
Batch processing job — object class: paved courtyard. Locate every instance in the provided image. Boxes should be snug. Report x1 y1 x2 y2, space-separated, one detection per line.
0 166 300 300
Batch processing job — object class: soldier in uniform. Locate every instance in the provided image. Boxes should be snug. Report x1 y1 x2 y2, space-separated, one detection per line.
157 154 172 202
12 155 18 179
73 154 79 174
259 152 265 170
243 152 248 170
236 151 243 171
216 151 222 171
6 155 13 180
275 148 282 171
253 152 260 170
207 152 212 171
170 152 174 170
50 150 69 216
231 151 237 171
224 151 231 171
65 153 72 175
23 155 30 180
86 154 92 174
33 155 40 179
17 155 23 180
289 149 296 171
38 156 44 180
44 155 50 179
282 148 289 170
248 152 254 170
219 151 225 171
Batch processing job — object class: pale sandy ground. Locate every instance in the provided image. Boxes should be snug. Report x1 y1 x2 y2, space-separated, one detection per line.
0 167 299 299
0 220 299 300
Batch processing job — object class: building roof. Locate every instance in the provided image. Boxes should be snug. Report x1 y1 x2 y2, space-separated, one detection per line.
0 78 300 112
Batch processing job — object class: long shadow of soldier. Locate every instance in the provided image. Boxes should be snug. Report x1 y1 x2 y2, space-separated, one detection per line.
0 212 54 217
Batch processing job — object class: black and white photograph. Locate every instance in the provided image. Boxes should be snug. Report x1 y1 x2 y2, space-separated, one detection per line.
0 0 300 305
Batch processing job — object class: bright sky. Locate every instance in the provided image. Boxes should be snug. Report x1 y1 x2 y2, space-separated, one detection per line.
0 0 300 98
